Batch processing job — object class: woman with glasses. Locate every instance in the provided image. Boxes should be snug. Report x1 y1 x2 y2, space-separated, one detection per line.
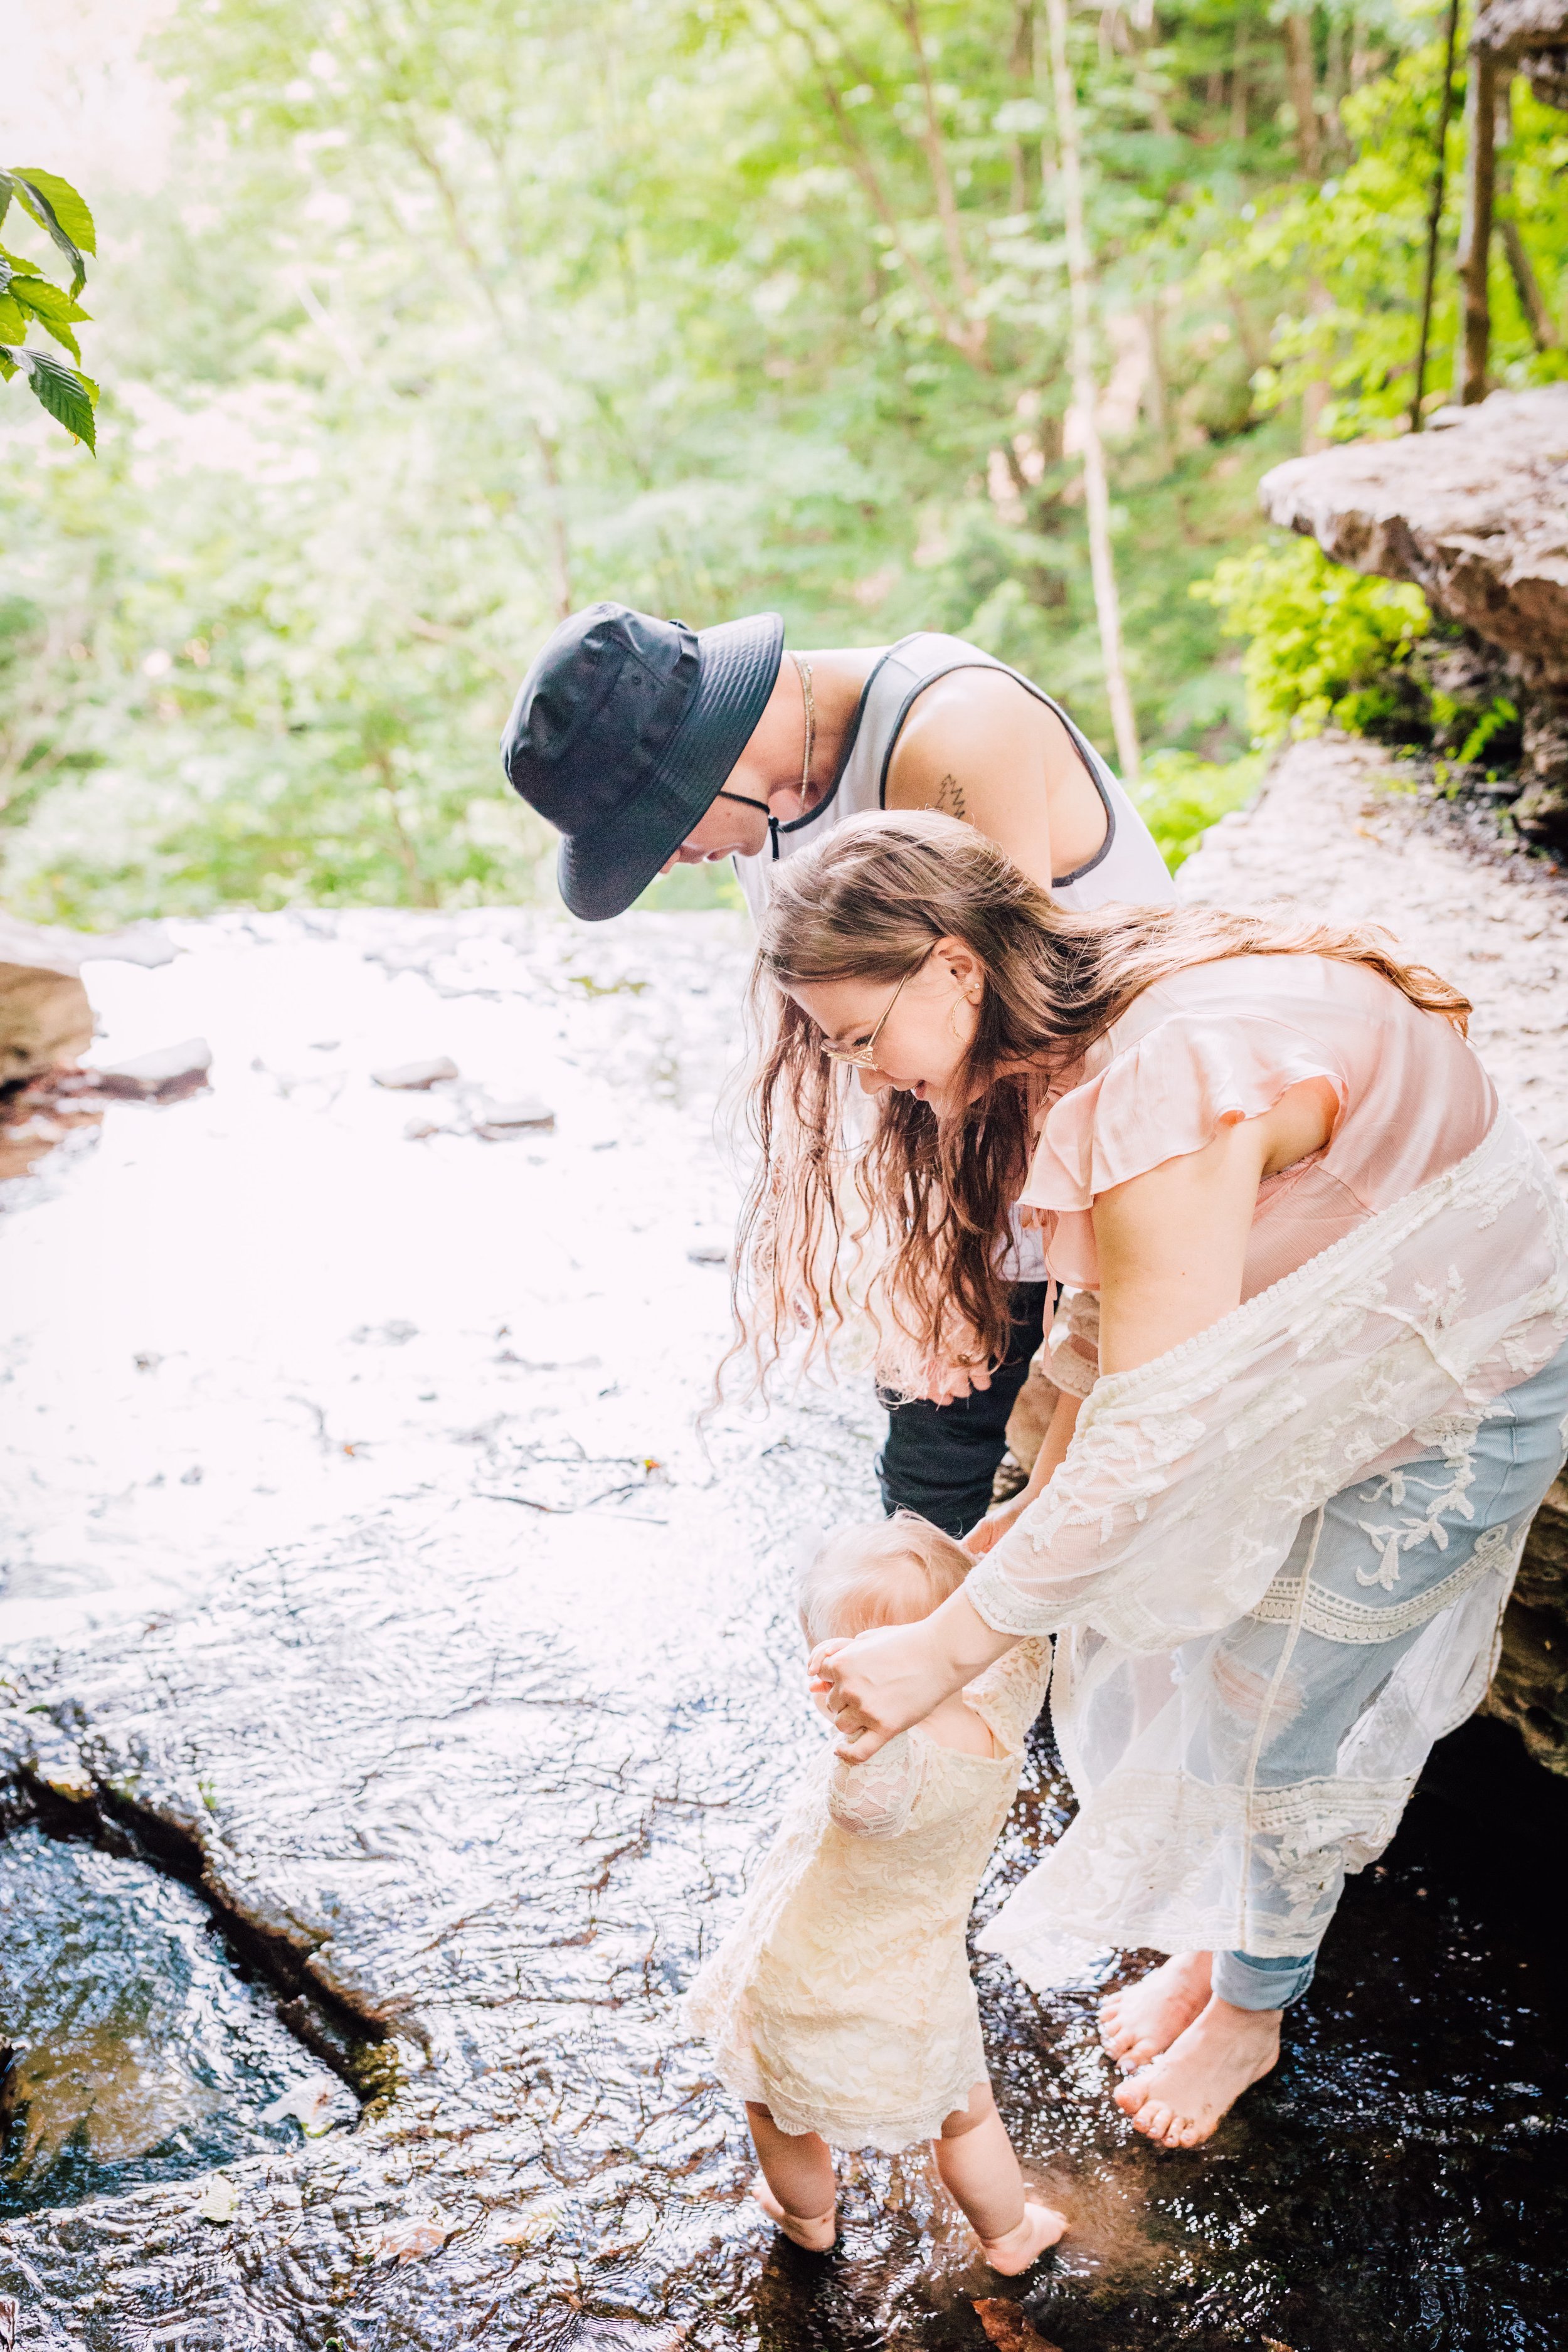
502 603 1173 1537
736 810 1568 2148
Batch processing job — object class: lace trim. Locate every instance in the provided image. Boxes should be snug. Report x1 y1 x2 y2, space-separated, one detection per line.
826 1735 924 1838
977 1767 1420 1973
1248 1515 1527 1643
967 1549 1055 1636
1083 1110 1560 1411
1045 1287 1101 1399
694 2027 990 2151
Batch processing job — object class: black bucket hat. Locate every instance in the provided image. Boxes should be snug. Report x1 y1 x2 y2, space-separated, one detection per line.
500 602 785 921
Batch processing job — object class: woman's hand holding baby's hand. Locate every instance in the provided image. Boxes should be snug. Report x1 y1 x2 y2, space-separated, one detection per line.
808 1621 954 1762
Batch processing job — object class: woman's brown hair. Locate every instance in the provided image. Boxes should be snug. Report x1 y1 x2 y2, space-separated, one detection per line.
734 811 1470 1392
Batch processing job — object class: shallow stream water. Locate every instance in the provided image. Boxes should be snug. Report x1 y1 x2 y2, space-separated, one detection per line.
1 908 1564 2349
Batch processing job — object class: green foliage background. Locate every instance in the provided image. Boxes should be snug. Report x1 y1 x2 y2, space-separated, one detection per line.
0 1 1562 924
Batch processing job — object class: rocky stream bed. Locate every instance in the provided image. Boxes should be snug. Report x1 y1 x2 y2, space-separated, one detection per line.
2 825 1567 2349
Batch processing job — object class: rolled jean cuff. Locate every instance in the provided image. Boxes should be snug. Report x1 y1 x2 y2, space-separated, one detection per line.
1211 1948 1316 2011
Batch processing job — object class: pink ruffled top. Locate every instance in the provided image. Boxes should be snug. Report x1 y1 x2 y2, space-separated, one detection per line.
1019 955 1496 1300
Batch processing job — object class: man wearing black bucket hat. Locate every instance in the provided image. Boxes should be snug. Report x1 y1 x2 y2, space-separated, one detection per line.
502 601 1173 1537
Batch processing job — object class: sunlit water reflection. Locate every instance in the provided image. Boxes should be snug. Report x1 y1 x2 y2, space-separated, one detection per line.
0 908 1564 2349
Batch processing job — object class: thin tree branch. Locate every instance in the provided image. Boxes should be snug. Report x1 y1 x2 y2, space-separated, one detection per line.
763 0 986 363
1041 0 1140 780
1410 0 1461 432
887 0 978 307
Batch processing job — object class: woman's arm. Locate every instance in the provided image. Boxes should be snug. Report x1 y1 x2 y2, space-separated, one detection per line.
810 1082 1338 1758
965 1387 1081 1555
1096 1078 1337 1372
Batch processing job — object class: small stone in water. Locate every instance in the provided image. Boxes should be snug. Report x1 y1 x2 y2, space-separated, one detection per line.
474 1096 555 1138
92 1037 213 1102
686 1240 729 1265
374 2212 453 2264
196 2175 238 2225
971 2304 1062 2351
352 1320 419 1347
403 1114 443 1141
371 1056 459 1090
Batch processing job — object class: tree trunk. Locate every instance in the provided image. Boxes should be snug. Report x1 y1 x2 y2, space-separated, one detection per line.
1041 0 1141 782
1142 298 1170 472
1454 47 1496 404
1502 218 1562 351
1285 11 1321 176
1409 0 1461 433
1494 82 1560 352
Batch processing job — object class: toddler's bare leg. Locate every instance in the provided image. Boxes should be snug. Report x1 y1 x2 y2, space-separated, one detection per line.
745 2102 837 2250
935 2082 1067 2276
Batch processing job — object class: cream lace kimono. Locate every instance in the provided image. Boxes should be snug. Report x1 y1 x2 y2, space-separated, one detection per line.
685 1641 1051 2149
967 1100 1568 1984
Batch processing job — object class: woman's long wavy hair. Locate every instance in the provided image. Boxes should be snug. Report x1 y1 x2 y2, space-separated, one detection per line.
733 811 1471 1392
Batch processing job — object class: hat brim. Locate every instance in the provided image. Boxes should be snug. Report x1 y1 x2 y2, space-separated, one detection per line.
556 610 785 921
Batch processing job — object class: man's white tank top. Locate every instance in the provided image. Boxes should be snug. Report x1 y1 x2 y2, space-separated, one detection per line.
731 632 1173 926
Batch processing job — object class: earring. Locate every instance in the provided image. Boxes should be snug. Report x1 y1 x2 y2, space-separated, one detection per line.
948 995 966 1042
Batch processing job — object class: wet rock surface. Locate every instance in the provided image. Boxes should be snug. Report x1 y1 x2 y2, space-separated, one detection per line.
1260 389 1568 831
1181 735 1568 1775
1259 388 1568 686
2 904 1567 2347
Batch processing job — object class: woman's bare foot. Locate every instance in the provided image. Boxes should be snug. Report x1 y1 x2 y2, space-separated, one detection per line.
1099 1951 1212 2072
751 2170 837 2251
1113 1996 1281 2148
976 2200 1068 2276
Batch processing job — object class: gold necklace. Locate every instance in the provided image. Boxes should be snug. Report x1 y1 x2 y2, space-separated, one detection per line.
793 654 816 800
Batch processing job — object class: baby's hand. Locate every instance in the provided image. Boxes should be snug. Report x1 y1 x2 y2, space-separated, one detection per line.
808 1621 953 1762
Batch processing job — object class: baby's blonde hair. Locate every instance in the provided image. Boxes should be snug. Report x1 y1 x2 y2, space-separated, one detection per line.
798 1511 972 1645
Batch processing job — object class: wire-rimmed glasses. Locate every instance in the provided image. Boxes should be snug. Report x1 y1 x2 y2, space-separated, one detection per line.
820 950 932 1070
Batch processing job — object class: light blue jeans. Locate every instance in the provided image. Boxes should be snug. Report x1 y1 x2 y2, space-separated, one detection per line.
1210 1341 1568 2011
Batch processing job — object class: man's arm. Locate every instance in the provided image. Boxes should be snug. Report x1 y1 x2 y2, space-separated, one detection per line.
882 669 1106 892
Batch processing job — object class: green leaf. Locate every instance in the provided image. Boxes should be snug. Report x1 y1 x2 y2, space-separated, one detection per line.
0 346 16 383
14 346 97 450
11 169 95 256
6 171 90 295
0 292 24 341
8 273 91 361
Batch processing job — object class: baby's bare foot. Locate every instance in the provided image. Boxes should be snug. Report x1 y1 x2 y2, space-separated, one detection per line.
1113 1996 1280 2148
977 2200 1067 2276
1099 1952 1212 2071
751 2171 837 2251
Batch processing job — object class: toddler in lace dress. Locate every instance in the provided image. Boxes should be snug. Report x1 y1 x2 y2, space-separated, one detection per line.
684 1515 1066 2271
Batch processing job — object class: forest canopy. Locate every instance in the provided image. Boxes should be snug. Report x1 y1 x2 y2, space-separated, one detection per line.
1 0 1563 924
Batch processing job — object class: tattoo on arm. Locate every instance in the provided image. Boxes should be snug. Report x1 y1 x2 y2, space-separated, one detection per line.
935 772 968 822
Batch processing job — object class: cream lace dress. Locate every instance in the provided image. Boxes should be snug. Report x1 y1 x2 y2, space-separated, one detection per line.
962 954 1568 1982
684 1640 1052 2151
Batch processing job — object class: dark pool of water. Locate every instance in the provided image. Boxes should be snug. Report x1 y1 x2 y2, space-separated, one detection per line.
0 1825 355 2217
